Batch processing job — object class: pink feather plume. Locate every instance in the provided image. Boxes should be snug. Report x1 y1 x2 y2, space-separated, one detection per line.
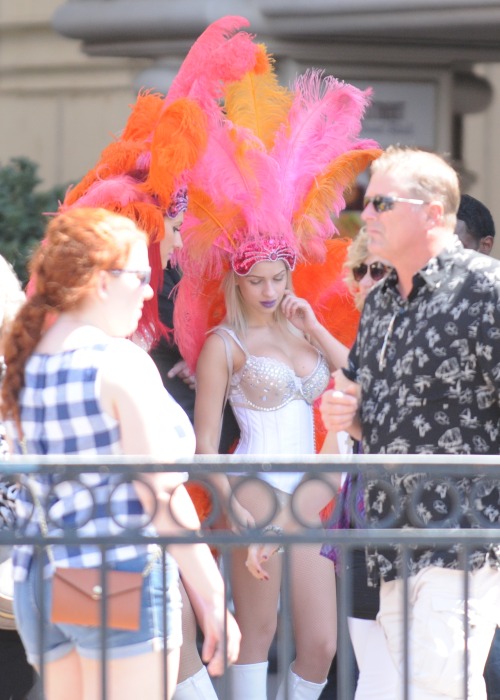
271 70 376 220
166 16 262 116
59 175 154 211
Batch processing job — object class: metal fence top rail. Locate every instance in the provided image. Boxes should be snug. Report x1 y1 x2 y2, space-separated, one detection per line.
2 453 500 474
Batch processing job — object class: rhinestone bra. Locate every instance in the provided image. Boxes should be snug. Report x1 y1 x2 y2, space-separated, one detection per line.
216 328 331 411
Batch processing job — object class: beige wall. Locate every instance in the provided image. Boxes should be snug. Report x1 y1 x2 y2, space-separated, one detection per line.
2 1 500 260
0 0 147 189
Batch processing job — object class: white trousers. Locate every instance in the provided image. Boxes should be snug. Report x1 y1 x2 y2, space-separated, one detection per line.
348 617 400 700
349 565 500 700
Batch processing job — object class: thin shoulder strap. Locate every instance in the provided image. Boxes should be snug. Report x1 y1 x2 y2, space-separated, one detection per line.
214 326 249 357
212 329 234 405
211 329 237 452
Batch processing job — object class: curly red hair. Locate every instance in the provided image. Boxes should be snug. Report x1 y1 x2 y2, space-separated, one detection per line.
1 208 147 433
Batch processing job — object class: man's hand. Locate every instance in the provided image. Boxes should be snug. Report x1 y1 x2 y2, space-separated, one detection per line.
320 369 360 434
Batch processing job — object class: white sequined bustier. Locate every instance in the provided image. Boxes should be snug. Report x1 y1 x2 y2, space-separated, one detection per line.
216 327 330 410
231 354 330 410
214 327 331 492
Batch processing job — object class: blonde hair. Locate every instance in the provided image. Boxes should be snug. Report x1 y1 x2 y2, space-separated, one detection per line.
371 146 460 227
344 228 370 310
344 228 393 311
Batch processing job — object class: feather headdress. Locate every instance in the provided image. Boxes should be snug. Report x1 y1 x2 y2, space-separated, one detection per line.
55 16 262 347
174 45 381 370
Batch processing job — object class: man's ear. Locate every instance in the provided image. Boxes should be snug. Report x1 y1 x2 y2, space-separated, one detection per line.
426 200 445 228
479 236 494 256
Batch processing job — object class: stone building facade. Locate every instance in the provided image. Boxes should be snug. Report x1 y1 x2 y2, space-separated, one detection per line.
2 1 500 254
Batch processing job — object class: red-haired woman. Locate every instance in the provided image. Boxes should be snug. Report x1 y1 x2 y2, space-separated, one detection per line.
1 209 239 700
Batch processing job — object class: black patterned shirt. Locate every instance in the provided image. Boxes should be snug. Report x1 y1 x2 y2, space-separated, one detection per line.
349 239 500 584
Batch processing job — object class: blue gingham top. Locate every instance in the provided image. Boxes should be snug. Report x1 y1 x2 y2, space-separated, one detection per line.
10 340 159 582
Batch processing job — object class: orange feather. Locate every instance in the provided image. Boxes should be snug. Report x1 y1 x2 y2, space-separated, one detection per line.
184 188 246 268
293 148 382 254
225 46 293 152
293 237 361 452
121 91 164 142
144 99 208 208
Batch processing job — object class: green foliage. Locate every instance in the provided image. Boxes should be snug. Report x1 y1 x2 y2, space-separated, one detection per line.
0 157 67 284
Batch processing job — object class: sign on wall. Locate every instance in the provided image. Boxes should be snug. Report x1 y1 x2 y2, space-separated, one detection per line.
353 80 437 150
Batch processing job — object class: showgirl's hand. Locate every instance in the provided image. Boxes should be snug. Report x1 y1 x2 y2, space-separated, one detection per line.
167 359 196 390
280 290 319 334
245 542 280 581
201 605 241 676
228 498 256 533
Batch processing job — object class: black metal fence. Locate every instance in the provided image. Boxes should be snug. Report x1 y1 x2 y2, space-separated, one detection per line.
1 454 500 700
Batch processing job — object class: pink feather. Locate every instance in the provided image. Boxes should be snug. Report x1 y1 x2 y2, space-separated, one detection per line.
59 175 153 210
271 70 375 219
186 123 290 252
165 16 261 116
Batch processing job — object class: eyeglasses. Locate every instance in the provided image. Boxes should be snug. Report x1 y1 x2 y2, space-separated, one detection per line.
363 195 428 213
352 262 388 283
107 268 152 286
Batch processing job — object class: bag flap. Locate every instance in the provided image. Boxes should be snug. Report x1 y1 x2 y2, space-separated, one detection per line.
54 568 143 599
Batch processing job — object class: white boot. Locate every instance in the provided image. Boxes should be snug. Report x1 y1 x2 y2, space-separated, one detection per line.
173 666 219 699
275 664 327 700
231 661 269 700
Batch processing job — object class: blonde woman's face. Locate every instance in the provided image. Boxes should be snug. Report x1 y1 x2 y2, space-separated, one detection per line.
236 260 288 315
358 255 381 299
353 254 389 308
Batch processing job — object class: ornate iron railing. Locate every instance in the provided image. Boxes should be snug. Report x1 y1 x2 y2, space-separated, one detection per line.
1 454 499 699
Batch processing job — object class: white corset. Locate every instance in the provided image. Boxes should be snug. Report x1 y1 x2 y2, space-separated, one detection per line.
214 327 331 492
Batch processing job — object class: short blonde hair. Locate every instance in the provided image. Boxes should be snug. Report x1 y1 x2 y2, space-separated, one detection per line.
371 146 460 227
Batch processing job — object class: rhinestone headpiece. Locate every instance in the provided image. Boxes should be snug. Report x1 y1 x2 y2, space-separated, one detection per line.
231 237 297 276
167 187 188 219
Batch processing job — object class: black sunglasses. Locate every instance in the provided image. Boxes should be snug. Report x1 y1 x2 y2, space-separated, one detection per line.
363 195 428 213
352 262 388 283
108 268 152 286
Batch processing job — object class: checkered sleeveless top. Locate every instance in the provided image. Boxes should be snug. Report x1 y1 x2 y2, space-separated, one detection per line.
10 340 157 581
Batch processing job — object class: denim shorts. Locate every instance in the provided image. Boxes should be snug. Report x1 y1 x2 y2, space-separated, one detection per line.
14 551 183 665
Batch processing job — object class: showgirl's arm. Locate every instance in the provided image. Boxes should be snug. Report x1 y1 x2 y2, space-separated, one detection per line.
280 290 349 370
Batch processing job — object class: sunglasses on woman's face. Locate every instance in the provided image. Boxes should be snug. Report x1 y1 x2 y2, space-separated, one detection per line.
352 262 388 283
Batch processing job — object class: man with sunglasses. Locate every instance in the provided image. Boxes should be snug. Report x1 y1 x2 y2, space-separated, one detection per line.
320 146 500 700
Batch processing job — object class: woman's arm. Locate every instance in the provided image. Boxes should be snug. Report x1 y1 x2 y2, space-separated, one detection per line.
194 333 230 455
101 341 241 673
194 333 234 506
280 291 349 370
194 333 254 529
153 485 241 675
